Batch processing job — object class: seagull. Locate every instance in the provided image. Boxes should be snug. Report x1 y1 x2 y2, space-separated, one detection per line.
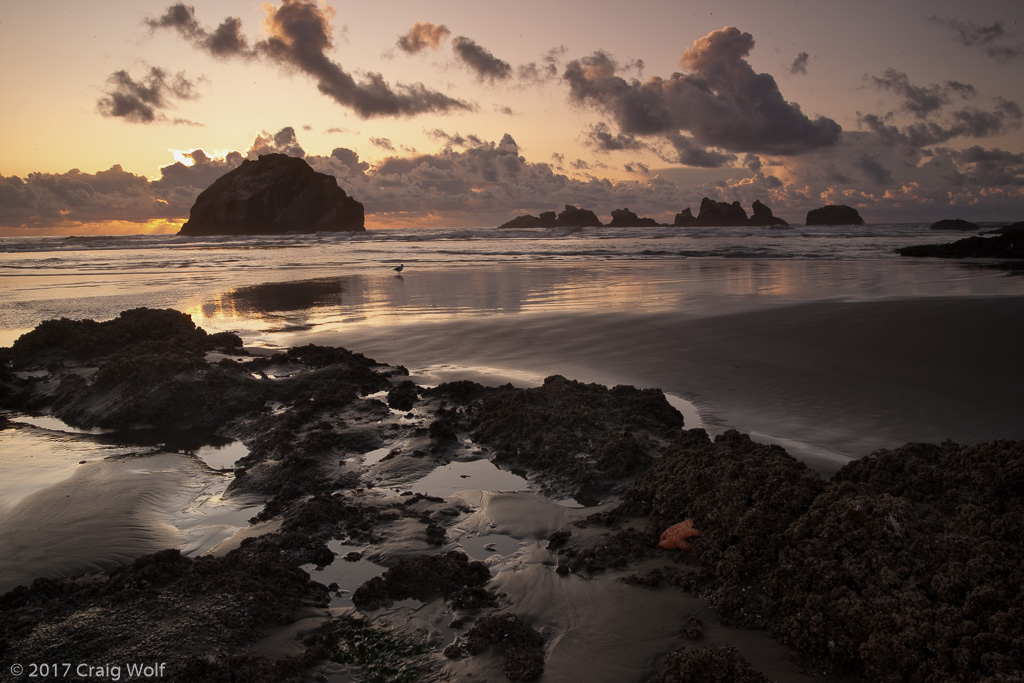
393 264 404 273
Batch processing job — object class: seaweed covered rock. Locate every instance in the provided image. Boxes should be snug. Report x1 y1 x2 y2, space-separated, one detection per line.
767 440 1024 679
352 551 491 610
0 545 329 672
445 613 545 681
433 375 685 500
649 645 771 683
5 309 258 429
615 429 825 624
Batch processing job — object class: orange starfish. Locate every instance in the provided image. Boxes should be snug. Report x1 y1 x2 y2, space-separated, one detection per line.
658 519 702 551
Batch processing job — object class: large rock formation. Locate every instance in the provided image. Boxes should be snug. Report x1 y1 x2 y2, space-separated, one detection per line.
805 204 864 226
499 205 602 228
674 198 788 227
179 154 364 235
607 208 666 227
748 199 788 227
897 225 1024 259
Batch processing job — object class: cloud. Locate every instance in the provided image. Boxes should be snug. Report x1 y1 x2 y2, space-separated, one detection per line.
149 1 471 118
585 123 646 152
146 4 252 58
370 137 396 151
789 52 809 75
396 21 450 54
854 154 894 185
452 36 512 81
96 66 202 124
563 27 842 160
867 68 976 118
928 16 1024 63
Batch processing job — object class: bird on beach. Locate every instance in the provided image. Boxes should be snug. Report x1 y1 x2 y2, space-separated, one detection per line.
393 264 404 272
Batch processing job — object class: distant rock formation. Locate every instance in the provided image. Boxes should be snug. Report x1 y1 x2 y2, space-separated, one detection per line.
897 225 1024 259
179 154 364 236
674 197 788 227
749 199 789 227
499 205 602 228
805 205 864 226
607 208 666 227
930 218 979 231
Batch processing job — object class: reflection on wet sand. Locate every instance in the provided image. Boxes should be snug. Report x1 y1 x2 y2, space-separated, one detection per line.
183 259 1024 345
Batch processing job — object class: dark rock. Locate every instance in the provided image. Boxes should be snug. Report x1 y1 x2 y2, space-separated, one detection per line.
179 153 364 236
649 645 770 683
555 204 602 227
387 380 419 411
898 226 1024 259
607 208 664 227
694 197 749 226
498 206 602 229
931 218 980 231
673 207 697 227
805 204 864 225
748 199 788 227
989 220 1024 234
351 551 491 611
499 213 556 229
448 375 685 500
447 613 545 681
674 198 787 227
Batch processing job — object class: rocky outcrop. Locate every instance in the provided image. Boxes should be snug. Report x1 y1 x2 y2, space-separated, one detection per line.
179 154 364 235
805 204 864 225
748 199 788 227
674 198 787 227
931 218 979 231
675 198 748 227
897 225 1024 259
607 208 665 227
499 205 602 228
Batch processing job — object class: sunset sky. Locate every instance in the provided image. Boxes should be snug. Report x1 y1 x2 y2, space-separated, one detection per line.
1 0 1022 233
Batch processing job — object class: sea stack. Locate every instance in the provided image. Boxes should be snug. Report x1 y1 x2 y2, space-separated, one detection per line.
805 204 864 226
179 154 365 236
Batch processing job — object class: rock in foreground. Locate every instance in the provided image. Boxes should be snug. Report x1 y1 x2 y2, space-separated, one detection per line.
179 154 364 236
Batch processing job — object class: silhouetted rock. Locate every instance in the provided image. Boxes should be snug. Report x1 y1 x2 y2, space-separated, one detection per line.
179 154 364 235
499 206 601 229
930 218 979 231
607 208 665 227
988 220 1024 234
555 204 602 227
674 198 786 227
695 197 749 226
673 208 697 227
897 226 1024 259
805 204 864 225
749 199 789 227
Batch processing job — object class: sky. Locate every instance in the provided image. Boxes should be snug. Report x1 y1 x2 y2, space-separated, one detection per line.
1 0 1022 233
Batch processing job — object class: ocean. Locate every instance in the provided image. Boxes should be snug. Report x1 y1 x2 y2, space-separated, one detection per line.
3 222 1022 347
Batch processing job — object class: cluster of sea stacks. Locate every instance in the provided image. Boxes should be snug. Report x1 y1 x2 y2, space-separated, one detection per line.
499 198 865 229
2 309 1022 681
174 152 873 236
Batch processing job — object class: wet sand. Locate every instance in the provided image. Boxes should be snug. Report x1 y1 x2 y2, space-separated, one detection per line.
307 295 1024 475
0 425 263 594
